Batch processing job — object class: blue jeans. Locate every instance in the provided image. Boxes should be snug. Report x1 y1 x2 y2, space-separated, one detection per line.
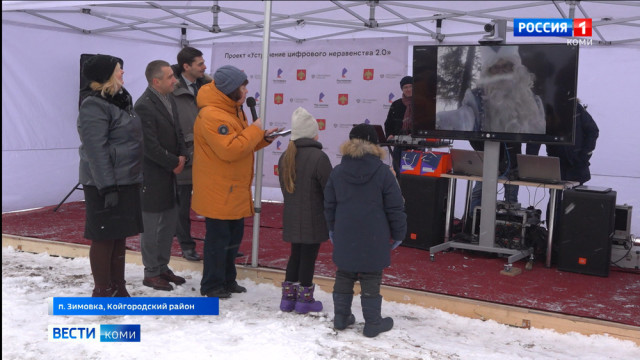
200 218 244 295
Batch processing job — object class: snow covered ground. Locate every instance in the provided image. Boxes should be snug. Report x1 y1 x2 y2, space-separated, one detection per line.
2 246 638 360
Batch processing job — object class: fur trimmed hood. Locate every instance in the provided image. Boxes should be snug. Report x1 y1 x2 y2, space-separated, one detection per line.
340 139 386 160
337 139 388 185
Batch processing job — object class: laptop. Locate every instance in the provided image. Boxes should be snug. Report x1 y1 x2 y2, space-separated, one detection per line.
516 154 562 184
574 185 612 193
450 149 484 176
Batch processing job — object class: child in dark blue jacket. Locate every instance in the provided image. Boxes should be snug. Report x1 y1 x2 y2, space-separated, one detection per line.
324 123 407 338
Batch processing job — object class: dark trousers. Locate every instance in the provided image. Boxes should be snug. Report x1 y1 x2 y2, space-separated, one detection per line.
200 217 244 295
333 269 382 298
284 243 321 287
175 184 195 251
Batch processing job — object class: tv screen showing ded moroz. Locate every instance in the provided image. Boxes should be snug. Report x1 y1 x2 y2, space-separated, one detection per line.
412 44 579 145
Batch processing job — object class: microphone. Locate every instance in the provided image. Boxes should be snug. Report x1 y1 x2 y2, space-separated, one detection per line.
246 97 258 122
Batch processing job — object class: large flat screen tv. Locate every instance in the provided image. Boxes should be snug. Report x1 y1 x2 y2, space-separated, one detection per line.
412 44 579 144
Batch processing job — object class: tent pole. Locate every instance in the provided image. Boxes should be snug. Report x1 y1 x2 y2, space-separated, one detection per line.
251 0 272 268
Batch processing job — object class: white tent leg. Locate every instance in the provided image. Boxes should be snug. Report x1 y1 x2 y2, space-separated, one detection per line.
251 0 273 268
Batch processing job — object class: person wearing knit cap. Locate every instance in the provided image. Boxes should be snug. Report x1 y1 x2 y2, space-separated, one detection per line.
77 54 143 298
324 123 407 337
192 64 281 299
349 123 379 145
277 107 332 314
384 75 414 176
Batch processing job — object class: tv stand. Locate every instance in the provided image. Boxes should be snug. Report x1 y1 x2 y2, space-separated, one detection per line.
432 141 531 267
430 145 578 268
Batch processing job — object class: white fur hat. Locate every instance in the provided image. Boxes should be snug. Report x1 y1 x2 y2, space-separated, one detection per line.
480 45 521 72
291 107 318 141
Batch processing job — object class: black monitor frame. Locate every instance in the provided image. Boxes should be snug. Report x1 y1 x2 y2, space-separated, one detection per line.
412 43 579 145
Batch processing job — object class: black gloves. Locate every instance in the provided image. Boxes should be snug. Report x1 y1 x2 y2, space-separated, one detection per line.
104 191 119 208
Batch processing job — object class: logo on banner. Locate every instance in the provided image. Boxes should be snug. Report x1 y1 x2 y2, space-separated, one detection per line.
388 92 395 103
276 140 283 150
357 98 377 104
254 92 260 103
338 68 351 84
274 93 284 105
274 165 279 176
314 93 328 109
363 69 374 81
316 119 326 130
296 69 306 81
338 94 349 106
273 69 286 84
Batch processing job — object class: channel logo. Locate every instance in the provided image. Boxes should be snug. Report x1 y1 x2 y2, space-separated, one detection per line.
48 324 140 342
514 18 592 37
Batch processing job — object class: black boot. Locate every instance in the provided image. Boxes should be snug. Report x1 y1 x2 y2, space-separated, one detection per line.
110 238 130 297
90 240 115 297
361 295 393 338
333 292 356 330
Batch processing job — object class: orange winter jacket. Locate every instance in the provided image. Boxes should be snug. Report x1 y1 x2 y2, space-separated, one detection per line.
191 81 271 220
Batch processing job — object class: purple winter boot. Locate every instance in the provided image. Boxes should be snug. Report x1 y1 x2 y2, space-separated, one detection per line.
280 281 297 312
294 284 323 314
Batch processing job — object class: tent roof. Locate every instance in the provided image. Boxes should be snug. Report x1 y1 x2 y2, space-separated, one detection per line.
3 1 640 46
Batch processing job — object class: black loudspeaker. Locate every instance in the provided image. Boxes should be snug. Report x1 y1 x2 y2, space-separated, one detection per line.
557 188 616 277
398 174 449 250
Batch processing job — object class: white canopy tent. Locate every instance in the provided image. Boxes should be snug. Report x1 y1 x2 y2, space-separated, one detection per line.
2 1 640 235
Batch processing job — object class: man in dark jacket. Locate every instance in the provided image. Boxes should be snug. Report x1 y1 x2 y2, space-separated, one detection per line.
170 46 211 261
384 75 413 175
324 124 407 338
135 60 188 291
528 101 599 184
527 100 599 231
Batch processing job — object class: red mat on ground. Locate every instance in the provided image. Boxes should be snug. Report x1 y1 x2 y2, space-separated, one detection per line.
3 201 639 326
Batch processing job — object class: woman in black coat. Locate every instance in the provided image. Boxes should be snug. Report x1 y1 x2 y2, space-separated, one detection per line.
278 107 333 314
77 55 144 297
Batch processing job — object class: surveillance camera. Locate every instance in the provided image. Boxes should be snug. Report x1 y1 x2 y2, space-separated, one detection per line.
479 19 506 45
484 23 495 33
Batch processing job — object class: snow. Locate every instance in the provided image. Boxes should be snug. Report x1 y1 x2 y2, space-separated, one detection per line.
2 246 638 360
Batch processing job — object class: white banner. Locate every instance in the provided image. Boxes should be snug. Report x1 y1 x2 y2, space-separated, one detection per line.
211 37 408 188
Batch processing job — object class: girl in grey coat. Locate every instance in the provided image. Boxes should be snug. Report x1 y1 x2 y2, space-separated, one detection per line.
278 107 333 314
